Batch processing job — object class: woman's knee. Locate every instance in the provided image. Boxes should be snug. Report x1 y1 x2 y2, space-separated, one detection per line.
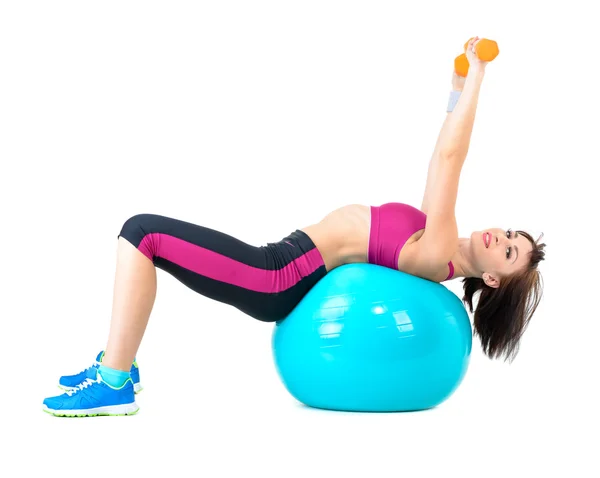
118 214 160 260
120 214 155 234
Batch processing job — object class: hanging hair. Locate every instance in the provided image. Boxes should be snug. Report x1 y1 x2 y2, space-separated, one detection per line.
461 231 546 362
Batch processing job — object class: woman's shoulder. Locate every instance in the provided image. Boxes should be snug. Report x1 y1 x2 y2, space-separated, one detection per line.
398 245 454 282
400 238 457 283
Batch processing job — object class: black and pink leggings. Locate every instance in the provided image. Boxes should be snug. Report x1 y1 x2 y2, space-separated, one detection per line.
117 214 327 322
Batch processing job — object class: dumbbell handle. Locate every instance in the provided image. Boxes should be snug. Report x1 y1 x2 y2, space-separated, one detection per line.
454 38 499 77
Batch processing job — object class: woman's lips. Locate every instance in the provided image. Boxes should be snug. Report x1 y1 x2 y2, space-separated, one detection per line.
483 232 490 248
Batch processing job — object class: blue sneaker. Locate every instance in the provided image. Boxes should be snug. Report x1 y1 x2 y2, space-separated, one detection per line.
43 372 139 417
58 351 143 394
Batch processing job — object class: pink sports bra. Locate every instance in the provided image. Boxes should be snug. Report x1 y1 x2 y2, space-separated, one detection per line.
368 202 454 281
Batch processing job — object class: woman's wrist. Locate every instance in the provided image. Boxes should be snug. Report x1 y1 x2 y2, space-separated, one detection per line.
448 67 484 112
466 67 486 82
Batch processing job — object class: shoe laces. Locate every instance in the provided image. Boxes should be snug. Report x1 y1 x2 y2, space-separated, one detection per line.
66 377 99 396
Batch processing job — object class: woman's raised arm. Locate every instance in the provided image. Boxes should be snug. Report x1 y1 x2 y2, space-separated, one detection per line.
416 38 489 261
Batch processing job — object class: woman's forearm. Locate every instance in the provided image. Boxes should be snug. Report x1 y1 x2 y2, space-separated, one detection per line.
430 110 454 159
437 69 485 161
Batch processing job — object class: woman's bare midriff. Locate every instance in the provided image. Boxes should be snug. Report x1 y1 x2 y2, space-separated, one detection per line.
300 204 371 271
301 204 450 283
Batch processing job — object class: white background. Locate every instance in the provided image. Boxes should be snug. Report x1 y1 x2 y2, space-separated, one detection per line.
1 1 598 477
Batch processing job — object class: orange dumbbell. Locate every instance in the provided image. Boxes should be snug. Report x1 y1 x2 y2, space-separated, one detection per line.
454 38 499 77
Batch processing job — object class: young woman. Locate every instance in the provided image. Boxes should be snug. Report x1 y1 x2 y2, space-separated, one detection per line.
43 38 545 417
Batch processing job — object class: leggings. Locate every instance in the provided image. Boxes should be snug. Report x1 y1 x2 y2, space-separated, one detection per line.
117 214 328 322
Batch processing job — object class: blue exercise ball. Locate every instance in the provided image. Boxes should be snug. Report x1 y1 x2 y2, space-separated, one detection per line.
272 263 472 412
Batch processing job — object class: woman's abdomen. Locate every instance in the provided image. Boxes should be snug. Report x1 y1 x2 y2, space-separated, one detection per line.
301 204 371 271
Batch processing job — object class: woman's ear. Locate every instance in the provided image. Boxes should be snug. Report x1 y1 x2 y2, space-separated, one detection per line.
482 272 500 289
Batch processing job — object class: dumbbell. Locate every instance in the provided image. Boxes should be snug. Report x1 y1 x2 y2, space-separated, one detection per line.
454 38 499 77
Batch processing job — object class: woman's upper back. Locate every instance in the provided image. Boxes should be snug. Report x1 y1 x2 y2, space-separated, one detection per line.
300 203 455 282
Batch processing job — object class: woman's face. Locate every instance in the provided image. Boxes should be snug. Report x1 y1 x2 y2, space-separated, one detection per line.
471 228 533 282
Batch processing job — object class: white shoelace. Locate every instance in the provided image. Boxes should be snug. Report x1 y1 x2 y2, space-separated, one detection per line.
66 377 98 396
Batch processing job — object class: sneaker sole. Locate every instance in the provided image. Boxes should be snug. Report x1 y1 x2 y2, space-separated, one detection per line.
43 402 140 417
58 382 143 394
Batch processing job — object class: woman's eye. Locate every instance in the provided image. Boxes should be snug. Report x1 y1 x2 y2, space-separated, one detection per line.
506 247 511 259
506 229 512 238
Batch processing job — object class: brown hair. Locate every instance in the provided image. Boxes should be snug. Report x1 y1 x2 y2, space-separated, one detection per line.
462 231 546 362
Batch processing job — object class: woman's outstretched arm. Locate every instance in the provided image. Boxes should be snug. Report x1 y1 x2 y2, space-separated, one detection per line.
420 39 485 214
416 38 488 260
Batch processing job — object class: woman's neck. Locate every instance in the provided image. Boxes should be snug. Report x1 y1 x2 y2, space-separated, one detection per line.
450 238 481 279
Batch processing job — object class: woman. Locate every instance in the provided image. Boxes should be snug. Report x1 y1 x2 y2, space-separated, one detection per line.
43 38 545 417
